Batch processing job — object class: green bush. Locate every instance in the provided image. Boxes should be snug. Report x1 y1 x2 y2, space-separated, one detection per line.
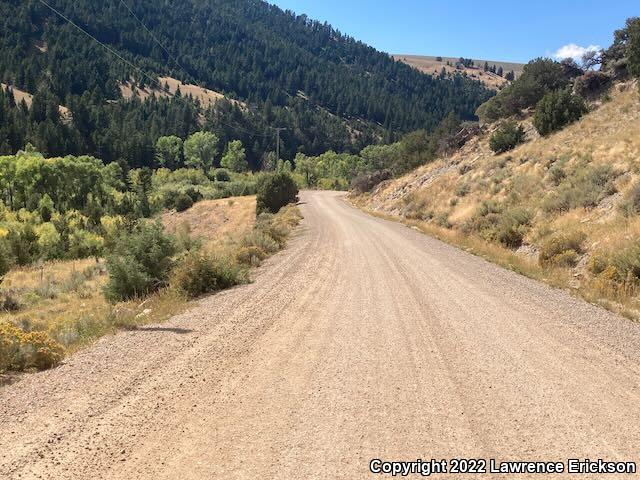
539 231 586 267
175 193 194 212
588 242 640 284
171 252 246 298
5 225 39 265
533 90 588 136
0 238 14 281
214 169 231 182
495 208 533 248
489 121 526 154
240 230 280 255
626 17 640 78
104 222 176 302
541 164 617 213
256 172 299 214
464 204 532 248
476 58 572 122
455 183 470 197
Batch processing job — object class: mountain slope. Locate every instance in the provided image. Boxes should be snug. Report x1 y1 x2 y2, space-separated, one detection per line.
358 79 640 317
0 0 492 165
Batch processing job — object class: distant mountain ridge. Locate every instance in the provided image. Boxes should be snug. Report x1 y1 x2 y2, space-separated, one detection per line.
394 55 525 89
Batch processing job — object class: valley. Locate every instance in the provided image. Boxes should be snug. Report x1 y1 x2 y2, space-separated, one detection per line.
1 2 640 479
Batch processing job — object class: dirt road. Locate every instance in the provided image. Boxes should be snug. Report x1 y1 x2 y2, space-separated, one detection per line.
2 191 640 479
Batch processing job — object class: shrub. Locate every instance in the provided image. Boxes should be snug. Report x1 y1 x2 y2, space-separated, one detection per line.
476 58 572 122
541 164 617 213
240 230 280 255
588 242 640 285
171 251 246 298
620 182 640 216
175 193 194 212
573 71 611 97
0 322 64 372
539 231 586 267
350 170 392 194
35 222 62 260
236 206 301 264
33 278 59 300
5 225 39 266
495 208 533 248
161 188 181 209
256 214 290 248
69 230 104 260
455 183 470 197
104 222 176 302
38 194 55 222
547 164 566 185
214 169 231 182
256 172 299 214
0 289 21 312
61 271 87 293
533 90 588 136
463 203 531 248
235 246 268 266
0 238 14 281
489 121 526 154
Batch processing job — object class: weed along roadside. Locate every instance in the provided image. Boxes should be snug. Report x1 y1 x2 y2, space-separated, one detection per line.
0 186 301 377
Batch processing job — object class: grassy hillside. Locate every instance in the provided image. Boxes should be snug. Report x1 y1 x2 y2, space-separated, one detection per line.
356 79 640 319
394 55 525 89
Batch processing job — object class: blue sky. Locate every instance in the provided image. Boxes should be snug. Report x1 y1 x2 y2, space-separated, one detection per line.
270 0 637 63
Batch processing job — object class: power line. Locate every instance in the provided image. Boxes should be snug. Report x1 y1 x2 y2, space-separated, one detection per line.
39 0 287 151
37 0 161 89
116 0 288 143
117 0 190 78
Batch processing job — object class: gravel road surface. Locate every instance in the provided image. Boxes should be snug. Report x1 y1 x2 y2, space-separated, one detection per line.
2 191 640 479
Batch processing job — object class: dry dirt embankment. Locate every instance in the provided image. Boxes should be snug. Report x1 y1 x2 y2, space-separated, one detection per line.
1 191 640 479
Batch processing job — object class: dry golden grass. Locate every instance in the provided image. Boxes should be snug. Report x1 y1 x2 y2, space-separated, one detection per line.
1 195 263 360
118 76 244 109
359 80 640 321
393 55 524 90
161 196 256 247
1 83 70 117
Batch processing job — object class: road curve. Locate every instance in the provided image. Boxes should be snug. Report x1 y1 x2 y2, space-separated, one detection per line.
2 190 640 479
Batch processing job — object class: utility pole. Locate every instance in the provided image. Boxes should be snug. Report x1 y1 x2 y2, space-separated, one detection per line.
274 127 287 161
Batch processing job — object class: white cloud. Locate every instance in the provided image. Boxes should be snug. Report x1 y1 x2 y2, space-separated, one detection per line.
553 43 601 62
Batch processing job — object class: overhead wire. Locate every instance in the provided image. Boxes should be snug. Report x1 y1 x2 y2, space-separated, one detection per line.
117 0 190 78
37 0 161 89
39 0 285 142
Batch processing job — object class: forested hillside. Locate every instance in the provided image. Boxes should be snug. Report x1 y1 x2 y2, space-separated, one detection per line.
0 0 491 168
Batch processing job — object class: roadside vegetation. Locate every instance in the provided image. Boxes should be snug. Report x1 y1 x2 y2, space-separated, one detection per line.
355 17 640 321
0 150 301 373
